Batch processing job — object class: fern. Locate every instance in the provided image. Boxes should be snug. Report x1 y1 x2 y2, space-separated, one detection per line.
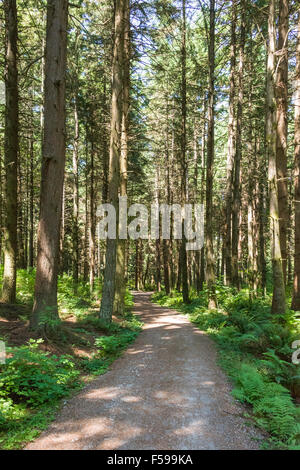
232 364 299 444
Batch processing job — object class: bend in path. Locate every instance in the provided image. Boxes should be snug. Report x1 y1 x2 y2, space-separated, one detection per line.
26 292 263 450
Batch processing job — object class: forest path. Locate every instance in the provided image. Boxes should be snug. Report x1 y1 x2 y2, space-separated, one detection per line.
26 292 262 450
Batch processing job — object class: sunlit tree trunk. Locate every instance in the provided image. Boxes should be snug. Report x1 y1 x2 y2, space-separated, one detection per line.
266 0 286 315
100 0 125 321
205 0 217 309
2 0 18 303
114 0 130 315
28 113 34 269
232 3 246 289
292 12 300 311
225 0 236 286
31 0 68 329
89 141 96 292
180 0 189 303
199 107 206 291
276 0 289 284
72 92 79 289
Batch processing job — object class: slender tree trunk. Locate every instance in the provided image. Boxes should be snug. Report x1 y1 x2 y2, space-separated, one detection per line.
31 0 68 329
266 0 286 315
102 78 109 204
258 140 267 295
84 139 89 282
199 106 206 291
2 0 18 303
180 0 189 303
114 0 130 315
205 0 217 309
163 102 171 295
276 0 289 284
232 3 246 289
89 141 96 292
292 12 300 311
100 0 125 321
17 157 26 269
72 93 79 288
225 0 236 286
156 238 161 292
28 124 34 268
135 240 140 290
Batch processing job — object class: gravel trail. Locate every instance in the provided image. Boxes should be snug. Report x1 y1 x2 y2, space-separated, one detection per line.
26 292 263 450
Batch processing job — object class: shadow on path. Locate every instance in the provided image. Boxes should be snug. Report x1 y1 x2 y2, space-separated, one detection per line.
25 292 263 450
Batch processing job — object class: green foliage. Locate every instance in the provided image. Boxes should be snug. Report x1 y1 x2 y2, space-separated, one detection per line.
0 272 141 449
58 274 94 313
81 357 111 376
16 269 36 304
80 309 142 374
0 401 61 450
0 398 27 430
0 339 80 407
232 364 300 446
153 285 300 449
95 330 138 355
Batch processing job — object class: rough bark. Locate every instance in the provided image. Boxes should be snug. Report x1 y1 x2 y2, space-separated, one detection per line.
89 141 96 292
224 0 236 286
72 93 79 288
28 121 34 268
2 0 18 304
100 0 125 321
232 3 246 289
180 0 189 304
205 0 217 309
292 12 300 311
31 0 68 329
114 0 130 315
276 0 289 284
266 0 286 315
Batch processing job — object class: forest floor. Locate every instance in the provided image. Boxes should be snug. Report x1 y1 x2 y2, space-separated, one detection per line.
25 292 264 450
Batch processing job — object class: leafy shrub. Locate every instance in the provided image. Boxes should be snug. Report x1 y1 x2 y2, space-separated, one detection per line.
232 364 300 444
81 358 111 376
0 340 80 407
95 331 138 356
0 398 27 430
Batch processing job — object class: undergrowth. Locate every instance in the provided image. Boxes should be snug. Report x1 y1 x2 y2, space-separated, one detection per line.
152 284 300 450
0 271 142 449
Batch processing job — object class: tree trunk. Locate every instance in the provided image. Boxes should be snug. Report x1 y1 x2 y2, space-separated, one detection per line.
2 0 18 304
156 238 162 292
225 0 236 286
100 0 125 321
180 0 189 303
292 12 300 311
114 0 130 315
28 123 34 268
266 0 286 315
72 93 79 288
232 3 246 289
205 0 217 309
89 141 95 292
31 0 68 329
258 146 267 295
276 0 289 284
